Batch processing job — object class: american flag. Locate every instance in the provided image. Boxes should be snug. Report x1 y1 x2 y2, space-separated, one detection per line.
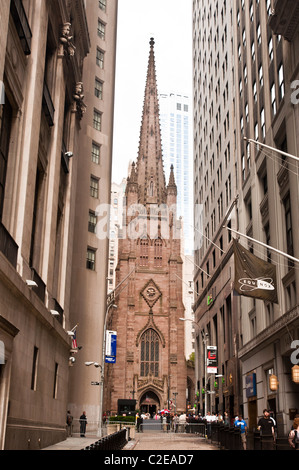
72 328 78 350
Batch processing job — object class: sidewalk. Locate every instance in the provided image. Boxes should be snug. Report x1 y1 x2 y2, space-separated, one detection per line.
124 432 219 451
43 436 98 451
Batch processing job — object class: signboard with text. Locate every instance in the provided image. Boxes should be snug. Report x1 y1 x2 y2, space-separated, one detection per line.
207 346 217 373
105 330 117 364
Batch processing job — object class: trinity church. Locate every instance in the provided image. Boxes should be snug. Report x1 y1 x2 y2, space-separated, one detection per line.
104 39 187 416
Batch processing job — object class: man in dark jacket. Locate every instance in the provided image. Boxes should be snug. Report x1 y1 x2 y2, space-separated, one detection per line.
79 411 87 437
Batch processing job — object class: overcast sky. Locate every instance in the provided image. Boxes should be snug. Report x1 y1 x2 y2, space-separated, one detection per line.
112 0 193 184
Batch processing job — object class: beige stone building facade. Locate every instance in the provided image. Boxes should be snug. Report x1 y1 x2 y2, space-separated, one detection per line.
104 39 187 416
193 0 299 435
67 0 118 428
0 0 90 449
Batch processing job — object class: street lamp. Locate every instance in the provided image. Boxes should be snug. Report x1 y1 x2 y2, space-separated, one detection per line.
179 318 208 415
98 302 117 437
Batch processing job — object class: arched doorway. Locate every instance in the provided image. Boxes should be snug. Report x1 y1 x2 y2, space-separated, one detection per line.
139 391 160 418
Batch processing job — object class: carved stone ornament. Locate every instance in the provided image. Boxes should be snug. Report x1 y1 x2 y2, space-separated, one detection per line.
141 279 162 308
60 22 76 57
73 82 87 120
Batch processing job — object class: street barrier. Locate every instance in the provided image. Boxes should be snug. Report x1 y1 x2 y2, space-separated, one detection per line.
83 429 127 451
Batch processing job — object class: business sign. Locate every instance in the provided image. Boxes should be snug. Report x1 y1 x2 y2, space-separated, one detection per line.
207 346 217 373
105 330 117 364
245 373 257 398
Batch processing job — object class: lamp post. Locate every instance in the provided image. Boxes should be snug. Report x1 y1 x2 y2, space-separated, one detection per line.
99 302 117 437
179 318 207 415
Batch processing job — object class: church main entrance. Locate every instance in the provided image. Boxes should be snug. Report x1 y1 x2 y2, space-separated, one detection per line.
139 391 160 418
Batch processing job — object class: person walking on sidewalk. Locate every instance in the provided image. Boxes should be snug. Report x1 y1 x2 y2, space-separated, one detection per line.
66 410 73 437
79 411 87 437
288 418 299 450
234 415 248 450
257 409 275 449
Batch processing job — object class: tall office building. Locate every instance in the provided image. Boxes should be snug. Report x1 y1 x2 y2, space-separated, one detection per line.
0 0 89 449
68 0 118 427
193 0 299 435
160 93 194 255
193 0 240 419
233 0 299 435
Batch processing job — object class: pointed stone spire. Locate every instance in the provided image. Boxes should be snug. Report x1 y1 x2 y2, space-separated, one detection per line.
167 165 177 193
135 38 167 205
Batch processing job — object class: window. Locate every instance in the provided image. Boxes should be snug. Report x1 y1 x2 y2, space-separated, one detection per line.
88 211 97 233
259 64 263 87
284 194 294 263
271 83 276 116
251 41 255 61
253 80 257 102
257 24 261 45
31 346 39 391
99 0 106 11
97 20 105 40
86 248 96 271
96 48 104 69
140 238 149 266
154 238 163 267
278 64 285 100
140 329 159 377
53 363 58 399
90 176 99 198
0 94 13 220
93 109 102 131
95 78 103 99
92 142 100 164
268 37 273 61
260 108 265 138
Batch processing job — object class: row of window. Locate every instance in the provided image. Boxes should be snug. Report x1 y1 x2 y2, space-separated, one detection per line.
86 1 108 272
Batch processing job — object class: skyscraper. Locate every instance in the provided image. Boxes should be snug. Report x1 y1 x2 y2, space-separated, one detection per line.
193 0 240 418
193 0 299 434
160 92 194 254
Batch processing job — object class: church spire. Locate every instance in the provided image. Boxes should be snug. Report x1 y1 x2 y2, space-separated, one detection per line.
135 38 167 205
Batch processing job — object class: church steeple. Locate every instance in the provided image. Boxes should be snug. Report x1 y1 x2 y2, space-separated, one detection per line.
135 38 167 205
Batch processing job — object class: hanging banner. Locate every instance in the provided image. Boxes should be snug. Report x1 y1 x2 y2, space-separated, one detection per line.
233 239 278 303
207 346 217 373
105 330 117 363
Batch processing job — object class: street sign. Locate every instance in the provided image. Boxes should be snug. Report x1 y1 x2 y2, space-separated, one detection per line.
207 346 217 373
105 330 117 363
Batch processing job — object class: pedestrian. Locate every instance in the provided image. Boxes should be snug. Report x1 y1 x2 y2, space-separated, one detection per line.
179 412 186 433
257 409 275 449
66 410 73 437
224 411 229 426
173 414 179 433
234 415 248 450
79 411 87 437
288 418 299 450
205 412 213 438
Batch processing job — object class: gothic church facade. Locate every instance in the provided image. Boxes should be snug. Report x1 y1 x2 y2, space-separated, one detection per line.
104 39 187 416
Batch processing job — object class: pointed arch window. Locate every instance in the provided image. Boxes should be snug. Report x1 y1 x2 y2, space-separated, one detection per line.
154 238 163 267
140 238 149 266
140 329 159 377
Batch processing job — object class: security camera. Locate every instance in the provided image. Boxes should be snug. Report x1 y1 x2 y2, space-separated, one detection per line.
69 357 76 363
65 151 73 158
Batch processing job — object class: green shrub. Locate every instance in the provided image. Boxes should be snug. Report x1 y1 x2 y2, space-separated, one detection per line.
108 415 135 423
